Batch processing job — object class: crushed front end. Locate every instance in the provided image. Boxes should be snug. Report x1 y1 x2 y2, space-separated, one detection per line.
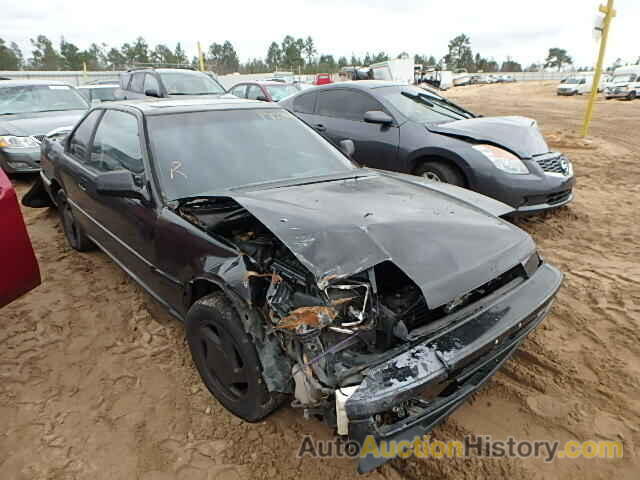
172 190 563 472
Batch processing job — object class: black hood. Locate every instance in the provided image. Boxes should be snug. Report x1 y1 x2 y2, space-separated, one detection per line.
0 110 86 136
230 172 534 308
426 116 550 159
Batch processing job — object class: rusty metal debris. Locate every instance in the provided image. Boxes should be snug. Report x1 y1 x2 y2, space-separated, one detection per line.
277 306 338 330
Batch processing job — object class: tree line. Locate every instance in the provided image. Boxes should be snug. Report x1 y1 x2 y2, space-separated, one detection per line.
0 33 609 75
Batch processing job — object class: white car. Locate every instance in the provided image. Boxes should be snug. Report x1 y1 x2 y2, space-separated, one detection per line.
557 75 592 96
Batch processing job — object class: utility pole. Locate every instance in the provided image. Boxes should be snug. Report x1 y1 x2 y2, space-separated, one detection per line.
582 0 616 137
197 41 205 72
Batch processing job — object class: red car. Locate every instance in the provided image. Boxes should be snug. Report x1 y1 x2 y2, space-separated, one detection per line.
0 170 40 308
228 81 299 102
313 73 333 85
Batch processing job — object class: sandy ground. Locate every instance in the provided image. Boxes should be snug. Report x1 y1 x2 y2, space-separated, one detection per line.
1 81 639 480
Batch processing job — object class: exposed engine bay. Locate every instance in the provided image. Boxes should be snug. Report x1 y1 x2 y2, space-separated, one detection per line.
173 195 534 427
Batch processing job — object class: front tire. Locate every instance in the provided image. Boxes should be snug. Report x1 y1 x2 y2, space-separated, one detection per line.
185 292 282 422
628 91 636 100
414 160 464 186
56 190 93 251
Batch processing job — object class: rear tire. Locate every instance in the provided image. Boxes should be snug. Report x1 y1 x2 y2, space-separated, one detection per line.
185 292 283 422
414 160 465 186
628 91 636 100
56 190 93 252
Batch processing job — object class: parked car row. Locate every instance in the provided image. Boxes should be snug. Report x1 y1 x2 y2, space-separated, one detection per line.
5 72 571 471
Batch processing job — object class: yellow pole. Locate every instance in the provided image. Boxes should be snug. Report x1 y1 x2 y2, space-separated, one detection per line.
582 0 616 137
83 61 87 82
197 41 205 72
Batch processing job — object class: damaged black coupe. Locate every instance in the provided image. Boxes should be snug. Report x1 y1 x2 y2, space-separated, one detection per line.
31 98 563 472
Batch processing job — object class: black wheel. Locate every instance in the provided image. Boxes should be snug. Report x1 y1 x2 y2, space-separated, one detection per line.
186 292 282 422
56 190 93 251
628 91 636 100
414 160 464 186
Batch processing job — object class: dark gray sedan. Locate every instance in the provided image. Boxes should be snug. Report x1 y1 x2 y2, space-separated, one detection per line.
280 81 575 214
0 80 88 173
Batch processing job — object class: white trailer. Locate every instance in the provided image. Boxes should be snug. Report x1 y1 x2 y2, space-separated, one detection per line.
370 58 415 84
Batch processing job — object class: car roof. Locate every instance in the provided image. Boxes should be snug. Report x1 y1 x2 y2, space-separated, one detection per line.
0 79 75 88
78 84 118 89
129 68 203 75
311 80 407 92
105 97 282 115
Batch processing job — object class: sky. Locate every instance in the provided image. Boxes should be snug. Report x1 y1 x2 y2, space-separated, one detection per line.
1 0 637 68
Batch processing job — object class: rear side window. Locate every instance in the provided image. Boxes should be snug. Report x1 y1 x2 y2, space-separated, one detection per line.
317 90 382 121
68 110 102 160
293 92 316 114
89 110 143 173
130 73 145 93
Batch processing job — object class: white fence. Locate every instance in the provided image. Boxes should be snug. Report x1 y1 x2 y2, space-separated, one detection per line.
0 70 592 88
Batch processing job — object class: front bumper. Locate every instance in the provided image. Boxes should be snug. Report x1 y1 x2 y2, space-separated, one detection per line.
557 89 577 96
0 147 41 173
473 163 575 215
343 262 563 473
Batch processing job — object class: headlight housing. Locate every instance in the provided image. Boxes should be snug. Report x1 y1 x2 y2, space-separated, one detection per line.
472 144 529 174
0 135 40 149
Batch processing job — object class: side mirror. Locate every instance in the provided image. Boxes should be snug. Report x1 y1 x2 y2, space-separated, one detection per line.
339 139 355 157
145 88 160 98
95 170 149 204
255 95 269 102
364 110 393 125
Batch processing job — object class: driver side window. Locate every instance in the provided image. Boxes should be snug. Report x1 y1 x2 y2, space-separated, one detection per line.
68 110 103 161
89 110 144 174
247 85 264 100
317 90 383 121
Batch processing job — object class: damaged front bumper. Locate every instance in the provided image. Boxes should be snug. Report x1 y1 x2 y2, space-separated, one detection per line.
342 262 562 473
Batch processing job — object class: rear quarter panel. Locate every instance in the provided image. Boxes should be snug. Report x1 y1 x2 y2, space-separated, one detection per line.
0 170 41 307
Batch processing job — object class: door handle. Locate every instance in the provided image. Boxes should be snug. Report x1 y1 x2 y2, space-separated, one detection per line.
314 124 327 132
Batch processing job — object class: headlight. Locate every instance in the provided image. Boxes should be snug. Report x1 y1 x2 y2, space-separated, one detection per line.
0 135 40 149
472 144 529 174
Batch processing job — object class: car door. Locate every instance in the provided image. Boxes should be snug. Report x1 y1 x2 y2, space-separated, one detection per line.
81 109 159 292
309 89 400 170
229 84 247 98
58 109 105 236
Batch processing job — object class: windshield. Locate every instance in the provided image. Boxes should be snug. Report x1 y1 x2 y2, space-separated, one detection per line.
613 74 636 83
159 72 226 95
0 85 88 115
378 85 474 123
148 109 356 200
265 84 298 101
563 77 585 84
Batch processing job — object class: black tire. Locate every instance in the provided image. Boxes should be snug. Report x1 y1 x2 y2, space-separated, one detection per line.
628 91 636 100
414 160 464 186
186 292 282 422
56 190 93 251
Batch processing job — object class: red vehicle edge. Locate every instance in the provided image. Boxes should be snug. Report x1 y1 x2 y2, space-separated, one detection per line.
313 73 333 85
0 170 41 308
